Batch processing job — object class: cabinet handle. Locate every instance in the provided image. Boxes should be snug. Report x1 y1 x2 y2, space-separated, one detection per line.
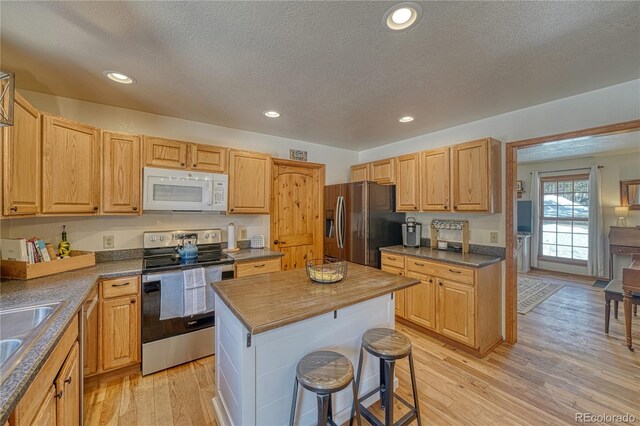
112 282 130 287
448 269 462 274
131 299 136 304
193 163 197 167
453 205 458 209
10 206 17 212
429 279 433 283
254 264 266 268
444 205 448 209
414 262 425 266
64 377 72 385
439 281 443 286
93 206 99 211
132 206 138 211
54 390 63 399
180 162 185 167
387 256 397 260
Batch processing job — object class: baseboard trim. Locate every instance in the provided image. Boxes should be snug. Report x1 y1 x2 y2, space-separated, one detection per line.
84 363 141 390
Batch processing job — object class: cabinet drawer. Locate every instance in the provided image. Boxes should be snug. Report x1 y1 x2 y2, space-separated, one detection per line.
381 264 404 276
235 258 281 278
406 258 474 285
101 276 140 299
381 253 405 269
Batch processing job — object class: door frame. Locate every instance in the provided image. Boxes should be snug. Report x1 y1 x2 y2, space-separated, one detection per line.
504 119 640 344
270 158 326 268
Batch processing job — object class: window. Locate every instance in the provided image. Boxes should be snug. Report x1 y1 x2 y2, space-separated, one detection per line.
539 174 589 264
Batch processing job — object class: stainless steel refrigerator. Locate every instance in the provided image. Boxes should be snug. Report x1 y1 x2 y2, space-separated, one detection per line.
324 181 405 268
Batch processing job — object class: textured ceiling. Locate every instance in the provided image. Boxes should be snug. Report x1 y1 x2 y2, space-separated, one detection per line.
518 131 640 163
1 1 639 150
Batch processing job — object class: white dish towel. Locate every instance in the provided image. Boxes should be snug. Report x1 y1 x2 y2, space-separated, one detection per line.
183 268 207 317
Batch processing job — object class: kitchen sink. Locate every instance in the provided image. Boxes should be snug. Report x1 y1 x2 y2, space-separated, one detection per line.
0 302 64 383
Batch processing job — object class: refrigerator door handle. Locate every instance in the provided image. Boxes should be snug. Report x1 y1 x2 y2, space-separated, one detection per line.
339 196 346 249
336 196 343 249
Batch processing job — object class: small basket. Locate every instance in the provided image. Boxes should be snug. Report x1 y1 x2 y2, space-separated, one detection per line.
306 258 348 284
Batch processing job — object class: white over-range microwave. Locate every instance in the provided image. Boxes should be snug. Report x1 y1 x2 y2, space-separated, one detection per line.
143 167 228 212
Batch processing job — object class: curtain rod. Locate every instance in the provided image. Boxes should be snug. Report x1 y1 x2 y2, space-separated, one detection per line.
528 165 603 174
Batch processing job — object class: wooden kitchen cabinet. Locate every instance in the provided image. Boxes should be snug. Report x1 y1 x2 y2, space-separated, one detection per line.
82 286 99 377
55 342 81 426
437 278 475 346
420 148 450 211
143 136 188 169
2 92 41 216
41 115 100 214
228 149 271 214
102 132 141 215
100 276 140 371
451 138 502 213
350 163 370 182
30 385 57 425
235 257 282 278
406 272 437 330
190 143 227 172
370 158 395 184
395 153 420 211
381 253 407 318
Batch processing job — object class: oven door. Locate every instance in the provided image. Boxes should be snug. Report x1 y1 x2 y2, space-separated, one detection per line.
141 264 234 344
143 167 216 211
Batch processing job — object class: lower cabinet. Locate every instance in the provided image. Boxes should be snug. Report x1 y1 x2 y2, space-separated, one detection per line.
235 257 282 278
55 342 81 426
381 251 502 357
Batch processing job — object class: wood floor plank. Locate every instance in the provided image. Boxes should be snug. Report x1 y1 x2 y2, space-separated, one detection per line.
84 270 640 425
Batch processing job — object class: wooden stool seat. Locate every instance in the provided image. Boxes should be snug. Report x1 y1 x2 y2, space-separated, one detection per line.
296 350 354 393
362 328 411 360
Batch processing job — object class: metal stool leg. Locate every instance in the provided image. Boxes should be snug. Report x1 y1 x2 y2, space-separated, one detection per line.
289 378 298 426
379 357 386 409
384 359 395 426
317 393 330 426
409 351 422 426
349 347 364 426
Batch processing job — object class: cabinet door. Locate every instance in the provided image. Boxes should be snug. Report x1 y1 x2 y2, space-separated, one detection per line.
83 287 99 377
451 139 488 212
2 93 41 216
350 163 369 182
102 132 141 214
420 148 450 211
30 384 57 426
101 294 140 371
143 136 188 169
190 144 228 173
437 278 475 346
55 341 80 426
228 150 271 214
395 153 420 211
42 115 100 214
382 265 406 318
406 273 437 330
370 158 395 184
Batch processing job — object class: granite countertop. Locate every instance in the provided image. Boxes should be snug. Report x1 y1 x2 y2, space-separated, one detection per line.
0 258 142 423
226 247 284 263
212 262 419 335
380 245 503 268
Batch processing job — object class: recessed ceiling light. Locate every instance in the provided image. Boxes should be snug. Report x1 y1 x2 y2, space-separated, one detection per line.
263 111 280 118
399 116 414 123
103 71 135 84
384 3 422 31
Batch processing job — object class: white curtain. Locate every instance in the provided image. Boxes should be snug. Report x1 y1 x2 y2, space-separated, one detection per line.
587 166 605 277
530 171 541 268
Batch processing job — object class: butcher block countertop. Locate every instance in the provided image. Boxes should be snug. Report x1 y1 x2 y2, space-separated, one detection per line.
211 262 419 334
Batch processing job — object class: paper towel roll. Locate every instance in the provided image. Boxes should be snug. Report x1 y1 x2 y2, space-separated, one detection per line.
227 223 236 250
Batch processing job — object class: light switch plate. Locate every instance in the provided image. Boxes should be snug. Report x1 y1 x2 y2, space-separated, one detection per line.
103 235 114 249
490 232 499 244
238 227 248 240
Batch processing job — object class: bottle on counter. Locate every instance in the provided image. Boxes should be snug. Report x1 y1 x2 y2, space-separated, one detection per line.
58 225 71 258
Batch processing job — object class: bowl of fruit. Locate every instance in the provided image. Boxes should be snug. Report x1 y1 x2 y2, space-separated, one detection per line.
306 258 348 284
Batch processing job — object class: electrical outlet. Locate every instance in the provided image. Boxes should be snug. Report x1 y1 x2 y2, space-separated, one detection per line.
238 227 248 240
103 235 114 249
490 232 499 244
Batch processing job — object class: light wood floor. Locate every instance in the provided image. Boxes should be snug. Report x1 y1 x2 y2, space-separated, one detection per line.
85 272 640 425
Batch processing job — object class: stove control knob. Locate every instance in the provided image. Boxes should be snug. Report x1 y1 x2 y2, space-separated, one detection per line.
150 236 157 242
204 233 210 239
159 236 165 241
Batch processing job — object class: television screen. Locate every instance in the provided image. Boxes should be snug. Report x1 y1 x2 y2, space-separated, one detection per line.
517 200 533 233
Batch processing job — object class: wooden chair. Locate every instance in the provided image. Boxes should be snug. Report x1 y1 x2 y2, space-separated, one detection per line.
604 279 639 333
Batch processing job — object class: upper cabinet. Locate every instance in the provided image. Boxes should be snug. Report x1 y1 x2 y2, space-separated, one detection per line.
42 115 100 214
228 149 271 214
395 153 420 211
102 132 141 215
451 138 501 213
350 163 369 182
369 158 395 184
420 148 450 211
2 92 41 216
143 136 188 169
190 143 227 173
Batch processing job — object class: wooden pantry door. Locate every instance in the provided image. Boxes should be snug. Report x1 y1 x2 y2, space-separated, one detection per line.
270 159 325 270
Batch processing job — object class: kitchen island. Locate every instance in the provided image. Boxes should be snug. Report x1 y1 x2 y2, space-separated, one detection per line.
211 263 420 426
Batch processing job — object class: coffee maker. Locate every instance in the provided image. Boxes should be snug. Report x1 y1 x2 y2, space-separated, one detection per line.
401 217 421 247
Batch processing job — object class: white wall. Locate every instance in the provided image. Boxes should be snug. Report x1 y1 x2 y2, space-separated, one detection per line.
517 150 640 278
359 79 640 248
1 90 359 251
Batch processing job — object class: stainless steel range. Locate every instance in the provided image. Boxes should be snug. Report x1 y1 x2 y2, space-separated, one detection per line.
141 229 234 375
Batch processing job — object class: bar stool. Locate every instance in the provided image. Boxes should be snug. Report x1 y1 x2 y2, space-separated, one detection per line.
289 350 362 426
350 328 421 426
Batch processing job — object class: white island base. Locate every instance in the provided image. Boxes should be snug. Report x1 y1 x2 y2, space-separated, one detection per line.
213 293 395 426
